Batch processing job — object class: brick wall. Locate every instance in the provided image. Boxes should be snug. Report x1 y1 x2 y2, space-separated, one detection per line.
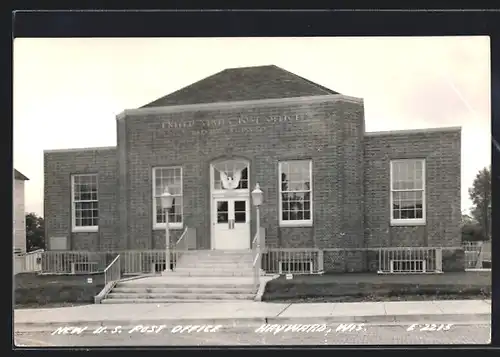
44 147 119 251
119 96 365 250
364 129 461 248
14 180 26 253
44 98 461 259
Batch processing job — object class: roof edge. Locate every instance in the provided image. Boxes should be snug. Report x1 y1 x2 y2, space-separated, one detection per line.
44 146 116 154
365 126 462 137
140 68 228 108
272 65 338 95
118 94 363 119
14 169 29 181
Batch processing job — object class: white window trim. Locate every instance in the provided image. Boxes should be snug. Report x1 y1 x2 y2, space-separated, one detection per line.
278 160 313 227
389 159 426 226
71 174 99 233
152 166 184 230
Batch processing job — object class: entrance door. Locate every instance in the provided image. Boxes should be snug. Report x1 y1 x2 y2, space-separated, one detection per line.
213 198 250 250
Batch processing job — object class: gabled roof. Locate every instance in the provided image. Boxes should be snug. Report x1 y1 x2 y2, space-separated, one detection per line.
141 65 339 108
14 169 29 181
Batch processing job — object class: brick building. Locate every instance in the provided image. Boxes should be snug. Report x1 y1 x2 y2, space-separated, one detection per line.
44 65 462 272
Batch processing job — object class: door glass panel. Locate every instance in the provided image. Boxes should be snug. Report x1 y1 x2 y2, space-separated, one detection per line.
234 200 246 223
217 201 229 223
235 212 246 223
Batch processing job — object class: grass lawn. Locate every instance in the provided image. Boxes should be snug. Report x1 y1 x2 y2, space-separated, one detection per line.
262 271 491 303
14 272 105 309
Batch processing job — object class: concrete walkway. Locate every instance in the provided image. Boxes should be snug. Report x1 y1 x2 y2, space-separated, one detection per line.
14 299 491 332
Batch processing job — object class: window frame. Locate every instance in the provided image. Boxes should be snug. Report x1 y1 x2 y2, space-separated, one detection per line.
389 159 426 226
152 166 184 230
278 160 313 227
71 173 99 233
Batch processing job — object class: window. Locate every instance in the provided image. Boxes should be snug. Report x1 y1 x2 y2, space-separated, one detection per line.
390 159 426 225
279 160 313 226
153 167 183 229
71 174 99 232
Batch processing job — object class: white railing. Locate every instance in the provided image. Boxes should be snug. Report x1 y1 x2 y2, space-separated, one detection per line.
463 241 491 270
377 247 442 274
104 255 121 286
262 248 323 275
41 251 115 274
36 246 455 276
172 227 189 270
252 230 261 292
13 249 43 275
118 250 166 275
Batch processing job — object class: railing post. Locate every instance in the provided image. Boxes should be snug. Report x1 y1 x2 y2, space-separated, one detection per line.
318 249 324 273
378 248 382 273
255 226 261 291
435 248 443 273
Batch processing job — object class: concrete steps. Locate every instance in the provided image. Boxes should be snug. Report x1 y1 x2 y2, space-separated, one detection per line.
100 249 258 304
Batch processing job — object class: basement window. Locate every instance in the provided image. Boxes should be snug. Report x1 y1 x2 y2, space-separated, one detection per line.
279 260 313 274
390 260 426 273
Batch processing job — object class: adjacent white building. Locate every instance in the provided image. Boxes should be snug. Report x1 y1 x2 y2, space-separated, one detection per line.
14 169 29 255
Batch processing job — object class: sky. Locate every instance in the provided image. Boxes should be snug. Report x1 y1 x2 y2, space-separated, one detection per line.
13 37 491 216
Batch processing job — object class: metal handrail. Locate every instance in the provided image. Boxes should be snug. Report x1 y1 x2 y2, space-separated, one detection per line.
172 227 189 270
252 232 258 246
252 231 260 292
175 226 189 247
252 252 260 267
104 254 121 286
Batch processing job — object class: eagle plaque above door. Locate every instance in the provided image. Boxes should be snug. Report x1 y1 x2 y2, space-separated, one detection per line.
212 159 249 191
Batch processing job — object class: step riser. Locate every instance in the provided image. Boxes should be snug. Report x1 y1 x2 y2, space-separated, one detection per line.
177 259 253 265
177 266 253 270
101 299 250 304
179 260 253 264
166 273 253 277
107 294 254 300
113 284 253 291
174 268 254 273
113 288 254 293
181 255 252 258
184 250 253 257
178 259 253 263
182 253 252 256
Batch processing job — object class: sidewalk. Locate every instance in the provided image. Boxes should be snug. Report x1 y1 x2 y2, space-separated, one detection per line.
14 299 491 332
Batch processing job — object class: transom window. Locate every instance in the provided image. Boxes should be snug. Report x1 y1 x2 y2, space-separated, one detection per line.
390 159 426 225
279 160 313 226
212 160 249 190
71 174 98 232
153 167 183 229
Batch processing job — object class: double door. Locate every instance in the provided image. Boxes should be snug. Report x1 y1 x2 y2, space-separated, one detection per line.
213 197 250 250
